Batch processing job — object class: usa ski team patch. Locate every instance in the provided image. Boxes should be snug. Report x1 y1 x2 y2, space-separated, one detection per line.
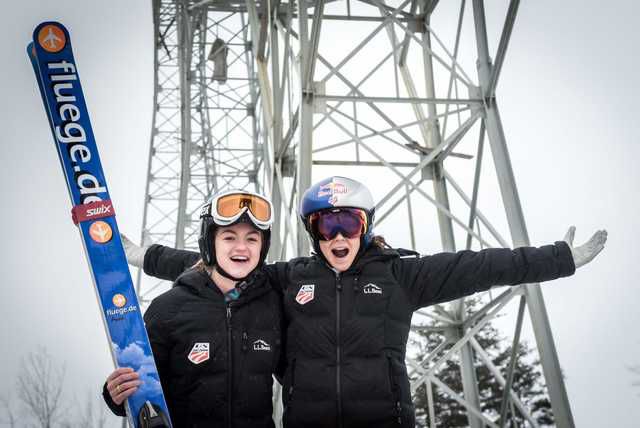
188 342 210 364
295 284 315 305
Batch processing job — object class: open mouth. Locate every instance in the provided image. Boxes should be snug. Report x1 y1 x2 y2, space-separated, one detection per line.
230 255 250 264
331 248 349 259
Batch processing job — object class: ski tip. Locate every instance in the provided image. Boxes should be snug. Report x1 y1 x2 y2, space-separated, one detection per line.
32 21 70 56
26 42 35 58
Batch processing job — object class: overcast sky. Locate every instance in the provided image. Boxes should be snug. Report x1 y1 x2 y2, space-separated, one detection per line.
1 1 639 427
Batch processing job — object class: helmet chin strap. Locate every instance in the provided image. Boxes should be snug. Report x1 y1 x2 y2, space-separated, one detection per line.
214 264 247 282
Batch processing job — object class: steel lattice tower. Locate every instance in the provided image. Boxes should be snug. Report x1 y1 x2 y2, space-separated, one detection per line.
137 1 576 426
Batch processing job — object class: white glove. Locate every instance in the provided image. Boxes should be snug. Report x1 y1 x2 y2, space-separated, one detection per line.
563 226 608 269
121 234 148 268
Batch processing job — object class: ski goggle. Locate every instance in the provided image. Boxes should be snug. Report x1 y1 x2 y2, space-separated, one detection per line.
202 191 273 230
307 208 368 241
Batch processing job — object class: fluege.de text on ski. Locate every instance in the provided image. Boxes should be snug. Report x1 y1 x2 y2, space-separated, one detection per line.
49 60 107 204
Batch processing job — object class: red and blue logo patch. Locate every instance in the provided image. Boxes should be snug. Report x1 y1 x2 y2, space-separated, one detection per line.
188 342 210 364
295 284 315 305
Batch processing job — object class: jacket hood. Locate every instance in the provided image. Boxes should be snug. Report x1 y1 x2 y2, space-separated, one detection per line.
354 245 419 266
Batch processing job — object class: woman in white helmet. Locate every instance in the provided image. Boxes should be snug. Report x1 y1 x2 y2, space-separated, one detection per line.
103 190 283 428
127 176 607 428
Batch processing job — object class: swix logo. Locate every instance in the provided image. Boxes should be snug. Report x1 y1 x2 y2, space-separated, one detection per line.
72 200 115 225
188 343 210 364
86 204 111 217
253 339 271 351
363 283 382 295
295 284 315 305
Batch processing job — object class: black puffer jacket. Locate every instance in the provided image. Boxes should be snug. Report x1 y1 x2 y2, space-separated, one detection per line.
142 242 575 428
103 267 283 428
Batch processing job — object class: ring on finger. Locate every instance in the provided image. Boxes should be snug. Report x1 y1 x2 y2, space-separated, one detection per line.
116 384 121 394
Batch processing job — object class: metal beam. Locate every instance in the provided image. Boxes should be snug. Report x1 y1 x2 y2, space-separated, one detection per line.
472 1 575 426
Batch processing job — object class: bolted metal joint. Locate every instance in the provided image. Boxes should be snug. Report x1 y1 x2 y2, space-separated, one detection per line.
409 13 427 33
280 148 296 178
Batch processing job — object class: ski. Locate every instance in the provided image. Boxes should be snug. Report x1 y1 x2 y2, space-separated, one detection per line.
27 22 171 428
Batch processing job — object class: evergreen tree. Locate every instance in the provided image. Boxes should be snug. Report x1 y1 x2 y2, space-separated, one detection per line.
411 301 554 427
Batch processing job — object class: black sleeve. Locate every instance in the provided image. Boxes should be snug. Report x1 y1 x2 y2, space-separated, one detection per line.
263 262 288 383
263 262 289 293
102 383 126 417
395 241 576 310
144 244 200 282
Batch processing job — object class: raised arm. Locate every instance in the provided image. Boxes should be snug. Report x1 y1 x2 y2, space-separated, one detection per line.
396 241 576 310
121 234 199 282
144 244 200 282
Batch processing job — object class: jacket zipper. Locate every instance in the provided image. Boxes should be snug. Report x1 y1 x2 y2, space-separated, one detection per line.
287 358 296 408
226 304 233 428
335 271 343 428
387 356 402 426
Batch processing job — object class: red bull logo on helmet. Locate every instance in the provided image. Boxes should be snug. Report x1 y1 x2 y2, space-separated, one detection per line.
317 181 348 206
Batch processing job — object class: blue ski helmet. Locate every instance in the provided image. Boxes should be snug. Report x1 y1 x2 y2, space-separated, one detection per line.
299 176 376 249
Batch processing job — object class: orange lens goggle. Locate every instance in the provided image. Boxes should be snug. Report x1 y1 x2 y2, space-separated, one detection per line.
216 193 272 223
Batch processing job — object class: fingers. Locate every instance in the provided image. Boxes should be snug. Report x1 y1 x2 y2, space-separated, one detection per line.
120 233 133 248
563 226 576 246
106 367 136 382
120 234 146 267
112 378 141 405
573 229 608 268
595 229 608 246
585 229 608 250
106 368 141 405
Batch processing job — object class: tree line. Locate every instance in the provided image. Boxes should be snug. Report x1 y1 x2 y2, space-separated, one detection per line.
0 347 110 428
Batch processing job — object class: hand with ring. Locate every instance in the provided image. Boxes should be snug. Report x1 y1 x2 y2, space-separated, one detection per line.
106 367 141 405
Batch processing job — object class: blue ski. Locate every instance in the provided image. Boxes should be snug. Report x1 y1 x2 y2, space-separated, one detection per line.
28 22 171 428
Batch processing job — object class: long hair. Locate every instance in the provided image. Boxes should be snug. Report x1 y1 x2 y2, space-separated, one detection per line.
192 258 210 273
370 235 391 249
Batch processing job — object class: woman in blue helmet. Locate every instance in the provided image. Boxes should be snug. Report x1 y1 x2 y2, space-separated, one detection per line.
123 176 607 428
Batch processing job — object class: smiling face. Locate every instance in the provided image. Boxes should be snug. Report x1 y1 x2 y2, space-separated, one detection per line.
214 222 263 279
318 232 361 272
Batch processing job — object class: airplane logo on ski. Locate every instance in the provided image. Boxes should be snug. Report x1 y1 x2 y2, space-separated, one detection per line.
37 24 66 53
89 220 113 243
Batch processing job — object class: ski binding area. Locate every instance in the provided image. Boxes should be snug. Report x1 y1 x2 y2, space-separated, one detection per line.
27 21 171 428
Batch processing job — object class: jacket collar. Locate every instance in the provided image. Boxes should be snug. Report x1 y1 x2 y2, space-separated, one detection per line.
173 268 272 305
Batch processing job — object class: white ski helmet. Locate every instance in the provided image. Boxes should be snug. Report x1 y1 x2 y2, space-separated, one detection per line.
299 176 376 249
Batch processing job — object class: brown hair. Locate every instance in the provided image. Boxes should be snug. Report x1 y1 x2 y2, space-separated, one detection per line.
192 258 210 273
370 235 391 249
